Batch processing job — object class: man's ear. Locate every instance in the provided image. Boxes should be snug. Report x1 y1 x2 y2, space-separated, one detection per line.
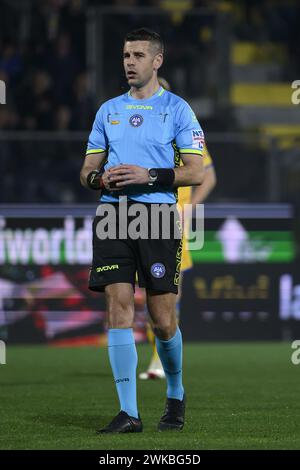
153 53 163 71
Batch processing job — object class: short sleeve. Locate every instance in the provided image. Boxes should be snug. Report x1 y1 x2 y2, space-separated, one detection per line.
175 101 205 156
86 105 107 155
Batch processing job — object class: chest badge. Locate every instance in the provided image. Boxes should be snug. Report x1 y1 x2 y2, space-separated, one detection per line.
129 114 143 127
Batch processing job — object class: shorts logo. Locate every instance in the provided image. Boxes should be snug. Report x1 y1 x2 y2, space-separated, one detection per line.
191 129 204 150
151 263 166 278
129 114 143 127
96 264 119 272
174 239 182 285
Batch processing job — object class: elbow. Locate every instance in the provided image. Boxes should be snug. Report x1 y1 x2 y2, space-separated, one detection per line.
80 171 86 188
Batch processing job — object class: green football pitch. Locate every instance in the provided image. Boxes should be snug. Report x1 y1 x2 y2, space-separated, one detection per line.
0 343 299 450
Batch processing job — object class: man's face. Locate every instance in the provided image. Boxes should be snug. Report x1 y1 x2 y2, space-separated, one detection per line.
123 40 161 88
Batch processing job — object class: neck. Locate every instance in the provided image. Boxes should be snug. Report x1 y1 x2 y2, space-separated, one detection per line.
130 78 161 100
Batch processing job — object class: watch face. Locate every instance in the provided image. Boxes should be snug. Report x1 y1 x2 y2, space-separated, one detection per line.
149 169 158 178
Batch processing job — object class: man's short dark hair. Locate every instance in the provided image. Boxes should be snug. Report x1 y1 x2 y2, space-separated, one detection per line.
124 28 164 55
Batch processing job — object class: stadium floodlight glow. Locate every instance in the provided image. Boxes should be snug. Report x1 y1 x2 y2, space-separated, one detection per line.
291 80 300 105
0 80 6 104
0 340 6 365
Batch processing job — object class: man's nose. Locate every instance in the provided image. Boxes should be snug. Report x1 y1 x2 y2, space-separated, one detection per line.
127 56 135 66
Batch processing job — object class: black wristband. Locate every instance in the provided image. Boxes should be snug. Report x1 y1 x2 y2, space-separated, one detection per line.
155 168 175 188
87 170 104 190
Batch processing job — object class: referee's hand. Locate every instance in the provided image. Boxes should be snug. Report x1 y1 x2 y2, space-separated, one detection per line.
101 168 124 191
105 165 149 188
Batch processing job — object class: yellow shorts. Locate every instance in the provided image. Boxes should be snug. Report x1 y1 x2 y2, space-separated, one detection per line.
177 185 193 273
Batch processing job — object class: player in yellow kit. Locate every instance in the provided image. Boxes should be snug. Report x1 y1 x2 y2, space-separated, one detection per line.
139 78 217 380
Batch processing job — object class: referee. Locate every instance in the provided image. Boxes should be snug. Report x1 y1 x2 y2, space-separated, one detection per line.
80 28 204 433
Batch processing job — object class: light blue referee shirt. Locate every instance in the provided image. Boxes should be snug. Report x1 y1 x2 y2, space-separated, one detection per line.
86 87 204 203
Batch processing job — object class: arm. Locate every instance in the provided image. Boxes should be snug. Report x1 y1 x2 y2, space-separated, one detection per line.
173 152 205 187
190 165 216 206
80 152 107 189
105 154 204 190
82 104 109 190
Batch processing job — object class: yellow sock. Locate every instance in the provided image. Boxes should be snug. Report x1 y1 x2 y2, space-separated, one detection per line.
151 345 160 363
146 323 155 346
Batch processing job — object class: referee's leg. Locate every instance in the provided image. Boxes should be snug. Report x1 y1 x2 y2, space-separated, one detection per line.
147 290 186 431
97 282 142 433
146 290 178 340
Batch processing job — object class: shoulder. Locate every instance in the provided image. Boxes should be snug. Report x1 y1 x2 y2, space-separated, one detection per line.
164 92 196 127
163 91 194 120
163 91 191 111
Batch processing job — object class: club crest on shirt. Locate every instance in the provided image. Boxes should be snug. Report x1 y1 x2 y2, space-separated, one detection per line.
151 263 166 278
129 114 143 127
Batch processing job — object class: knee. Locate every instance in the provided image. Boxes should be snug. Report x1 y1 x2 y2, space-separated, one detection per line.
153 317 177 341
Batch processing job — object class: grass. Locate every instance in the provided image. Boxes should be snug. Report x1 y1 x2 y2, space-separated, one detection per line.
0 343 300 450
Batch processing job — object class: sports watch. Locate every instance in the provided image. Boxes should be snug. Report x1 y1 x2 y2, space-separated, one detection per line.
148 168 158 186
87 169 104 190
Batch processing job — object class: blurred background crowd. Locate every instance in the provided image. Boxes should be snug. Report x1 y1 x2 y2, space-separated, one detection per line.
0 0 90 131
0 0 300 204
